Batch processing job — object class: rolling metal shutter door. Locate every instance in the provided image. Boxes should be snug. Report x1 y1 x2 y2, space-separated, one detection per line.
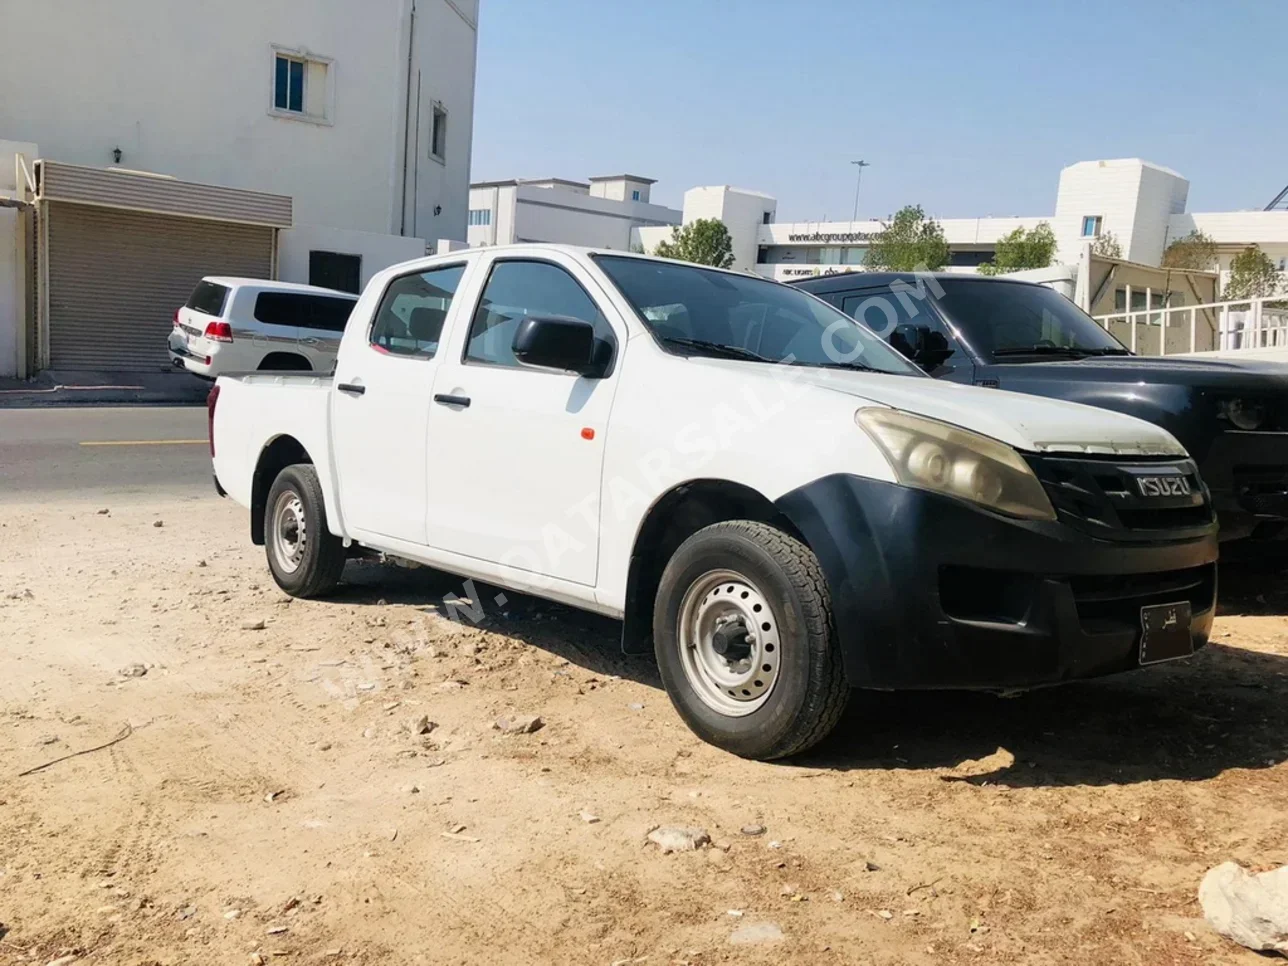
46 203 273 370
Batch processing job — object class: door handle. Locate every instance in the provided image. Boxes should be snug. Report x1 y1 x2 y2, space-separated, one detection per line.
337 382 366 395
433 393 471 408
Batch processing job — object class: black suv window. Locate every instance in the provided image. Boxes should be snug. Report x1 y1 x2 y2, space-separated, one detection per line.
369 264 467 358
933 279 1127 358
186 281 229 316
253 293 357 332
465 260 610 369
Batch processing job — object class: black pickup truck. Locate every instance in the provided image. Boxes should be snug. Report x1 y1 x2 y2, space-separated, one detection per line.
794 272 1288 547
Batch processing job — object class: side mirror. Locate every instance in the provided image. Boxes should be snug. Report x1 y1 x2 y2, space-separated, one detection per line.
891 323 953 369
890 323 929 360
512 315 605 377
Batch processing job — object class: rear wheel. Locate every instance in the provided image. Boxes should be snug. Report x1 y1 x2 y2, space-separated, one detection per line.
653 521 849 760
265 463 346 597
259 353 311 371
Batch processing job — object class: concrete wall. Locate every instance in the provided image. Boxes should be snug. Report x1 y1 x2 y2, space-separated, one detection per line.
1052 159 1188 267
468 182 680 249
278 224 428 290
0 0 475 241
590 178 652 203
1128 163 1189 265
0 208 19 377
1171 211 1288 292
0 140 37 378
399 0 478 244
682 186 776 271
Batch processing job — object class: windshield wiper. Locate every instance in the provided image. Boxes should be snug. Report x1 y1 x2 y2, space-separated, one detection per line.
993 345 1095 357
800 359 883 373
659 337 777 364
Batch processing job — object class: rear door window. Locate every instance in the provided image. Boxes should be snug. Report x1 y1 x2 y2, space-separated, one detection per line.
186 281 229 316
368 263 467 358
254 293 356 332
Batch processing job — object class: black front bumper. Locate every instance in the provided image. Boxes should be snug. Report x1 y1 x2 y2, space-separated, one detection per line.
1200 431 1288 541
776 474 1218 691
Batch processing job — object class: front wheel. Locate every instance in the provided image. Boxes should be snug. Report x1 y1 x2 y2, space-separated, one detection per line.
265 463 346 598
653 521 849 760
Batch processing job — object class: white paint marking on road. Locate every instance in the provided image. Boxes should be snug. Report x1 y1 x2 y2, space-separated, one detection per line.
79 439 207 447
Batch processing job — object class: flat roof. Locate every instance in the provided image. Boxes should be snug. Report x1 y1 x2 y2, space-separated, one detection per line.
471 177 592 189
587 174 657 184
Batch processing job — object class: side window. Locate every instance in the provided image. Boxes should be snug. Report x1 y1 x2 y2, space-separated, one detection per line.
368 264 466 358
305 296 358 333
842 288 954 354
252 293 355 332
254 292 309 327
465 260 610 369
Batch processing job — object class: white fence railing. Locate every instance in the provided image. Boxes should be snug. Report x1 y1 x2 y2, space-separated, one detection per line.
1092 296 1288 356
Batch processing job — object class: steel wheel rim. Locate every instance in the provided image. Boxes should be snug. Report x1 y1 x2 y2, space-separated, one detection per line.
271 489 307 575
677 569 780 717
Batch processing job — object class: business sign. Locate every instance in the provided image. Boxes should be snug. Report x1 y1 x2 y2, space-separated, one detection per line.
780 267 849 278
786 231 875 243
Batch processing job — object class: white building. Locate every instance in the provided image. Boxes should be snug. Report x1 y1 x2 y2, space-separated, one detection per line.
0 0 478 376
466 175 681 251
749 159 1288 292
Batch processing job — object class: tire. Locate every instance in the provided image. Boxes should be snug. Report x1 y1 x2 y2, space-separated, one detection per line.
264 463 346 598
653 520 849 760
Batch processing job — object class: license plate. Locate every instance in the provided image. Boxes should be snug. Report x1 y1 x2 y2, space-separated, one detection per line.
1139 601 1193 665
1136 475 1191 498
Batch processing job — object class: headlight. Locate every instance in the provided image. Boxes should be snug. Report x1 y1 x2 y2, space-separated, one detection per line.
1218 398 1268 431
856 409 1056 521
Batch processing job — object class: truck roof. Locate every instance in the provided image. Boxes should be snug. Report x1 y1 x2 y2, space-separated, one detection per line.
790 271 1038 294
412 243 766 282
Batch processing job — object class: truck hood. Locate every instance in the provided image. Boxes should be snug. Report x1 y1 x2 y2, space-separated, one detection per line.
691 359 1186 456
992 354 1288 393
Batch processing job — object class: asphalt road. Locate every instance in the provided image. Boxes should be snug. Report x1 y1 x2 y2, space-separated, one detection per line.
0 406 215 501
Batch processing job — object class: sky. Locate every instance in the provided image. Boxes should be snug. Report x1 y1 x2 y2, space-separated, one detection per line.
470 0 1288 223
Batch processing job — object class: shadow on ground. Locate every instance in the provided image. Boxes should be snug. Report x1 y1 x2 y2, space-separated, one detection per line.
328 558 1288 788
1218 559 1288 617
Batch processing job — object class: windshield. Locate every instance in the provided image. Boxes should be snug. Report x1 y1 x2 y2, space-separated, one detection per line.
934 279 1130 360
594 255 922 376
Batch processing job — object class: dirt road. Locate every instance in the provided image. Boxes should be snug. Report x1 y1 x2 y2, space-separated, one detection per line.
2 495 1286 965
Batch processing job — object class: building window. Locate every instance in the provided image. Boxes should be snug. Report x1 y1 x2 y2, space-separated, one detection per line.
271 48 331 122
1081 215 1103 238
762 211 773 225
468 209 491 227
631 189 641 201
309 251 363 294
1114 289 1169 312
430 102 447 161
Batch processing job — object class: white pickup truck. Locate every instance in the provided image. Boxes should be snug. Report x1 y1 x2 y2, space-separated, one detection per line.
211 245 1219 760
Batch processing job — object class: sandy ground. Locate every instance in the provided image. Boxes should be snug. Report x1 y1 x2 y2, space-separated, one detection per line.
1 495 1287 966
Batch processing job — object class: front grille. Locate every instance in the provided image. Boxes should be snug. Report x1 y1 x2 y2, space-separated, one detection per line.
1070 564 1216 632
1026 454 1214 539
1235 465 1288 516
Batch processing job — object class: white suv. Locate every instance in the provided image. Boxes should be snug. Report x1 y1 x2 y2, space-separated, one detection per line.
168 277 358 377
